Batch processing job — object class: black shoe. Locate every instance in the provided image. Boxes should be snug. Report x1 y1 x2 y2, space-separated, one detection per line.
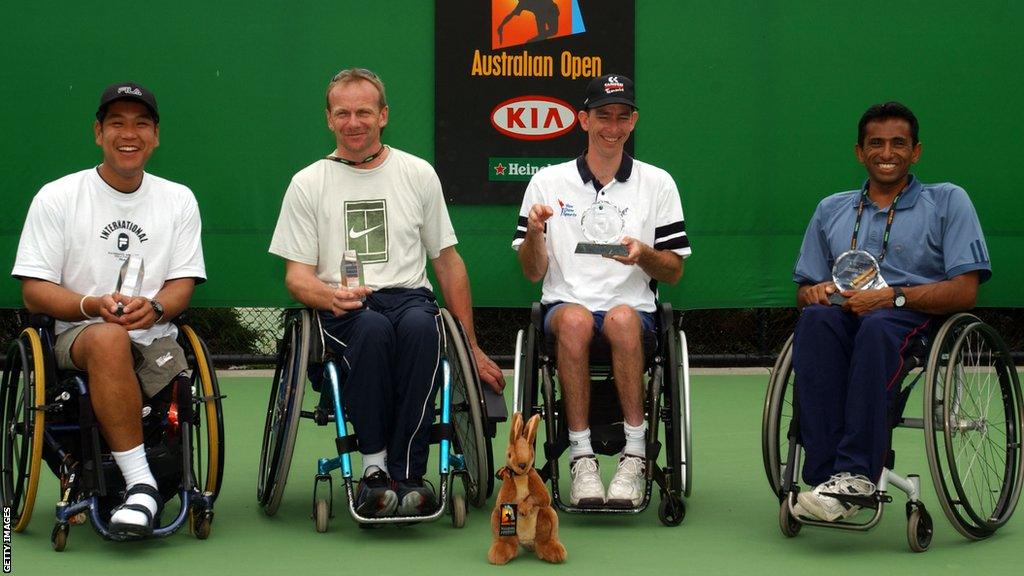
108 483 163 539
395 478 437 516
354 468 398 518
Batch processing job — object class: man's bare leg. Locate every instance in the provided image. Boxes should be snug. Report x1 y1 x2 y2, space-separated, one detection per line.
71 323 158 532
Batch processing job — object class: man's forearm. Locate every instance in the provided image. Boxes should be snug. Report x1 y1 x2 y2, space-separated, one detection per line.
638 246 683 284
903 273 979 315
517 232 548 282
433 249 482 347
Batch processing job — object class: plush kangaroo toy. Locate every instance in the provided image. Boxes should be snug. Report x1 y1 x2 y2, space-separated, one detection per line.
488 413 566 565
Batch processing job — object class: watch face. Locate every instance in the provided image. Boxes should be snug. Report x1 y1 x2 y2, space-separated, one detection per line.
895 295 906 307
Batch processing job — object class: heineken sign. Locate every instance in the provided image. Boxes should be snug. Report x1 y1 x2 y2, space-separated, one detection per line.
489 157 572 181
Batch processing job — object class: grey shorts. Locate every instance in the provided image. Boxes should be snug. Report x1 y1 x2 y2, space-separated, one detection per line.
54 324 188 398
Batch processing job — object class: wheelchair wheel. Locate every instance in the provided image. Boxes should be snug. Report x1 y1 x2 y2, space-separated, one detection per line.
1 328 47 532
779 497 802 537
925 316 1023 539
179 325 225 501
513 328 538 417
763 334 795 498
314 497 330 533
257 309 310 515
664 328 693 499
440 309 491 508
906 504 933 553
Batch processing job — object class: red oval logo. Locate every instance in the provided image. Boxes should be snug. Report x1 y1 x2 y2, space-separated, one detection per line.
490 95 577 141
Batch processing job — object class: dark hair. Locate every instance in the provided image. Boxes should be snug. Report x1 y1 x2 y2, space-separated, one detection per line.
858 101 918 146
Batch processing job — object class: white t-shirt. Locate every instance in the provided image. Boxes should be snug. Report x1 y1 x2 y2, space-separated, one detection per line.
269 147 457 291
12 168 207 345
511 155 691 312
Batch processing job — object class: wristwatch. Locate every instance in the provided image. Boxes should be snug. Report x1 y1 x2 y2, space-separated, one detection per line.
892 286 907 309
150 299 166 322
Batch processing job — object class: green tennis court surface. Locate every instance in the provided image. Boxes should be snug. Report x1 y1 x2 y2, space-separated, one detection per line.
8 373 1021 574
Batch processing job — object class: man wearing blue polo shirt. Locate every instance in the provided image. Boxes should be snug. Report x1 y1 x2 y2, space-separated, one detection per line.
791 102 992 522
512 74 691 508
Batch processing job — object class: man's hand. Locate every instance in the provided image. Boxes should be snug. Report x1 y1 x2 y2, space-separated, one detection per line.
798 281 837 307
527 204 554 236
841 288 892 316
474 346 505 393
99 293 157 330
608 236 644 265
331 286 372 317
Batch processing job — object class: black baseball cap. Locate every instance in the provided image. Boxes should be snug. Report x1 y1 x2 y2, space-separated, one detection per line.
96 82 160 123
583 74 636 110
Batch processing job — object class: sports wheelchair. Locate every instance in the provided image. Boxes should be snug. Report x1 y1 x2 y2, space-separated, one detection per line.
257 308 506 530
763 312 1023 552
0 313 225 551
512 302 691 526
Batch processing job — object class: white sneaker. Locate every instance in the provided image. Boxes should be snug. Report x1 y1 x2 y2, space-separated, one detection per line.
606 455 645 507
795 472 875 522
569 456 604 506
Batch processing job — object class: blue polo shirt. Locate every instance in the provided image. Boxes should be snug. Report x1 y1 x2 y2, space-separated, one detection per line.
793 175 992 288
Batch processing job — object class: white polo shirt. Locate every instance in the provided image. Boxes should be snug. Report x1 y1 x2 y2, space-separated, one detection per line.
511 154 690 312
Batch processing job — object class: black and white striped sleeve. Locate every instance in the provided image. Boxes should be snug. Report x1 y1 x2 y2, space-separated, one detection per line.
654 177 691 257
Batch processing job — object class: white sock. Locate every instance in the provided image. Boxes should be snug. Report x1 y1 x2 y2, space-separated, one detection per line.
623 421 647 458
361 450 387 477
569 428 594 461
111 445 158 526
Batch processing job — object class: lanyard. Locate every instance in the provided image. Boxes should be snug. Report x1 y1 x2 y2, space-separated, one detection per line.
326 145 386 166
850 188 902 262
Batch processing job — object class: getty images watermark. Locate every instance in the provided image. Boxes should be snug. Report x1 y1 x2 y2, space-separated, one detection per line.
3 506 11 573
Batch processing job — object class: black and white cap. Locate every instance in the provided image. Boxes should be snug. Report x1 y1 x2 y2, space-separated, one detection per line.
583 74 636 110
96 82 159 123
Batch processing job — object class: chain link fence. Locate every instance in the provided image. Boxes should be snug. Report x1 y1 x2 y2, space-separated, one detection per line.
4 307 1022 368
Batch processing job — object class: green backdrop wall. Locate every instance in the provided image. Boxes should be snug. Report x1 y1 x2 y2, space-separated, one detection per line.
2 1 1021 309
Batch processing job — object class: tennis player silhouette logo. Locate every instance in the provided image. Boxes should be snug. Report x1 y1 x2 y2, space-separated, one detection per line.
492 0 586 49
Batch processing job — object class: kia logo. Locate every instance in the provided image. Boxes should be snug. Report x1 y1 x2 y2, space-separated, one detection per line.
490 95 577 141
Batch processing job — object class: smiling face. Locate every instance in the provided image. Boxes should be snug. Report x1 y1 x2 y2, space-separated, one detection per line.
94 100 159 191
579 103 638 157
855 117 921 193
325 79 389 162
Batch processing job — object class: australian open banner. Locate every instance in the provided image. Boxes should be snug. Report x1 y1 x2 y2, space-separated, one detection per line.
436 0 636 204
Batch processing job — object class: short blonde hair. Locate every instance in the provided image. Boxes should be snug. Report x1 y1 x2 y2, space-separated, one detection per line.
325 68 387 110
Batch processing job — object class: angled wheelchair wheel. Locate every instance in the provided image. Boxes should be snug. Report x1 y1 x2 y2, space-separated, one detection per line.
763 334 796 498
664 328 693 499
441 309 491 507
179 324 225 501
512 328 538 417
925 315 1023 539
1 328 47 532
257 309 310 515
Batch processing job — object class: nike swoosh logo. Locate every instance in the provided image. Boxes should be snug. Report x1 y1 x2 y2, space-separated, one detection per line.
348 225 382 239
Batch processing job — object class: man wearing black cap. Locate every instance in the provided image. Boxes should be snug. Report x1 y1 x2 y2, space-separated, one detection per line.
12 82 206 538
512 74 691 508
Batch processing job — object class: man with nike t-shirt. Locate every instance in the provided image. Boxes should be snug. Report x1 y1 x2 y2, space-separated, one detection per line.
12 82 206 538
269 68 503 519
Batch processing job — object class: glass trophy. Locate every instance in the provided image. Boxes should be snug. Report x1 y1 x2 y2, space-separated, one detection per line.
114 254 145 316
575 201 628 257
828 249 888 305
340 249 366 302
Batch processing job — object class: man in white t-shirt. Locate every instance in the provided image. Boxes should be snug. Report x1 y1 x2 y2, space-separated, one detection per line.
512 74 691 508
12 82 207 538
269 68 502 519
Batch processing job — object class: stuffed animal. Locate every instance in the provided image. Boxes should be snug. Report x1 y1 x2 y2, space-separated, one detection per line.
488 412 566 565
